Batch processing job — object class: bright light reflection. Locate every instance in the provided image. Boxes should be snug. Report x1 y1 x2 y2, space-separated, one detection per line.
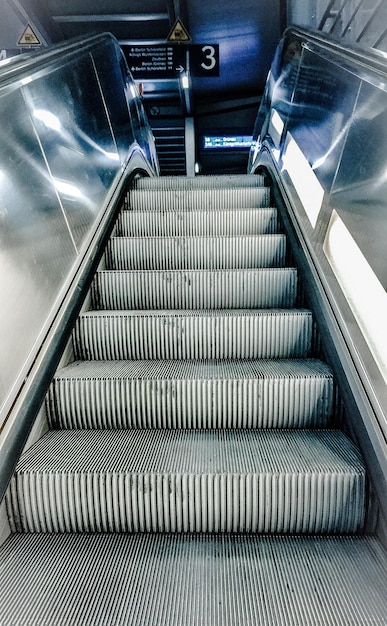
282 133 324 228
104 151 120 162
271 109 284 135
20 76 33 86
33 109 61 131
324 210 387 385
54 179 83 199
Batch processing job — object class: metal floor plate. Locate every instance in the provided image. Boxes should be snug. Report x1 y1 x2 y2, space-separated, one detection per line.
1 533 387 626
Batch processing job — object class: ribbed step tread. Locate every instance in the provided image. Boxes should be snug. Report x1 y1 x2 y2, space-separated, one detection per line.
116 207 279 237
132 174 266 189
92 268 298 310
47 358 333 429
7 430 365 534
106 235 286 271
3 534 387 626
73 309 312 360
126 187 271 211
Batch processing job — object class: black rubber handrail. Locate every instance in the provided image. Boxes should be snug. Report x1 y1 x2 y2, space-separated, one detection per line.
0 32 116 87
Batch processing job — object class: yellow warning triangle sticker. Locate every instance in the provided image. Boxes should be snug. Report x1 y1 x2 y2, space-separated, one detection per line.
167 19 191 42
18 24 41 46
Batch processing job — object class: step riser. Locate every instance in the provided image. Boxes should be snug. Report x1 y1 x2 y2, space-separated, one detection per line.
116 208 278 236
92 269 298 310
7 471 364 534
47 374 333 429
133 175 266 189
106 236 287 270
73 312 312 360
127 188 271 211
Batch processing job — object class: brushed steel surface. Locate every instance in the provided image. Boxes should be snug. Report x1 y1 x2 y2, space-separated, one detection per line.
0 35 157 428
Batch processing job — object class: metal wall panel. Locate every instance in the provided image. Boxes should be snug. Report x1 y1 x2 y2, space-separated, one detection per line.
0 88 77 415
23 57 120 250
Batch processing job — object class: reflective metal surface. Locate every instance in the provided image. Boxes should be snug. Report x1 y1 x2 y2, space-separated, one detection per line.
249 27 387 516
0 34 158 427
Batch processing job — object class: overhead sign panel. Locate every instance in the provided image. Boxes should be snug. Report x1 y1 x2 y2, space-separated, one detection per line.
123 45 186 79
123 44 219 79
190 44 220 77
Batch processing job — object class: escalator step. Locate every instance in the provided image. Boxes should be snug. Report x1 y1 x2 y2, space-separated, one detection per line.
116 207 279 236
73 309 313 360
133 174 267 189
47 358 333 430
7 429 365 534
127 187 271 211
105 235 287 270
92 268 298 310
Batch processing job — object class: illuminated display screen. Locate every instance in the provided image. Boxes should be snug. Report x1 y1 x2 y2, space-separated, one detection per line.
204 135 254 149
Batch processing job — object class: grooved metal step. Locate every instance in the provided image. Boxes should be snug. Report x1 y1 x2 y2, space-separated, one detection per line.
133 174 266 189
116 207 279 237
105 235 287 270
46 359 334 430
92 268 298 310
6 430 365 534
73 309 313 360
3 174 380 625
126 187 271 211
2 534 387 626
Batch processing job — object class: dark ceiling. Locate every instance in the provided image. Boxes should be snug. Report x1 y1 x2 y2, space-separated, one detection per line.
11 0 287 174
27 0 286 110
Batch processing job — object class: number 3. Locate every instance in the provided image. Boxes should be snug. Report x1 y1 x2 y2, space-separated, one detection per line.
201 45 216 71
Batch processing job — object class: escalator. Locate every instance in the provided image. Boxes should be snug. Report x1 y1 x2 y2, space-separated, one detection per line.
2 173 387 625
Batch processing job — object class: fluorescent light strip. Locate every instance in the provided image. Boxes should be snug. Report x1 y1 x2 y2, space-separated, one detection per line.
323 210 387 385
282 133 324 228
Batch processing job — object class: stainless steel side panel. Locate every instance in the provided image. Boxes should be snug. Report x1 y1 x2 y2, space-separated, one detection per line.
0 34 157 429
249 28 387 519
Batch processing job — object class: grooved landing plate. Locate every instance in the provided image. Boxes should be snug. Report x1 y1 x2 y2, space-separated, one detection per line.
2 534 387 625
